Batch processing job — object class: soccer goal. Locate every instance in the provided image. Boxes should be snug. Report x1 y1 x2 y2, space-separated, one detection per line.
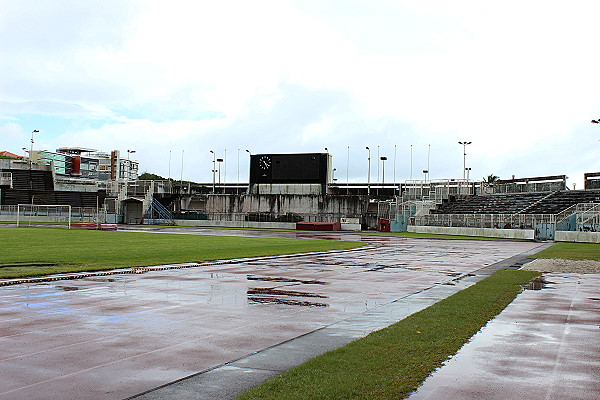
16 204 72 229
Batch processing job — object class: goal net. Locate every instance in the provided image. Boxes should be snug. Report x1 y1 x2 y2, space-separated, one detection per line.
16 204 72 228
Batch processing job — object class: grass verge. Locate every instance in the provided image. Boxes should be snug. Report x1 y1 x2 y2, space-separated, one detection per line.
531 242 600 261
237 270 540 400
0 227 363 279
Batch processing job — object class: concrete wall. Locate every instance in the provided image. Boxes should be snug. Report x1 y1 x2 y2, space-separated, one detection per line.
54 183 99 192
175 219 362 231
340 223 362 231
205 194 368 221
175 220 297 230
555 231 600 244
0 159 51 171
251 184 323 195
408 225 535 240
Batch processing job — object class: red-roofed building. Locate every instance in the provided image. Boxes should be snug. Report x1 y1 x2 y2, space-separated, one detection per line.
0 151 21 159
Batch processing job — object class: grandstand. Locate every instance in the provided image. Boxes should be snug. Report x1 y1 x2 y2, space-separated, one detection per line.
0 164 105 208
431 190 600 215
387 174 600 241
9 169 54 191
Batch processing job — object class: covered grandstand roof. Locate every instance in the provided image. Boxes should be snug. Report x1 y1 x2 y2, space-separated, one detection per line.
56 147 98 154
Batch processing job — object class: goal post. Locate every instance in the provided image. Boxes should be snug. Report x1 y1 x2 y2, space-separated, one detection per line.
16 204 72 228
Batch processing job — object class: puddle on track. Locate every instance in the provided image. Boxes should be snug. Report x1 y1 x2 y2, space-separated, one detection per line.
247 275 330 285
247 288 328 298
525 277 555 290
248 296 329 307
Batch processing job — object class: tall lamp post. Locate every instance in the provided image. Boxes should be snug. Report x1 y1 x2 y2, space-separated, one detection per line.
125 149 135 198
365 146 371 196
217 158 224 191
346 146 349 194
591 119 600 140
245 150 251 192
29 130 39 167
30 130 39 155
458 141 472 180
126 149 136 181
380 156 387 184
209 150 216 193
377 145 380 183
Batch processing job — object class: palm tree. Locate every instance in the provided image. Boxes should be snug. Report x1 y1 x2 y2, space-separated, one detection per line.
484 174 500 185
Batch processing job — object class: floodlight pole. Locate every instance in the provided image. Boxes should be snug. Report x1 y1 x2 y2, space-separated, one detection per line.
30 130 39 156
377 145 380 183
210 150 216 193
346 146 349 195
365 146 371 196
393 144 397 188
217 158 224 191
410 144 413 180
126 149 136 197
180 150 184 186
458 141 472 180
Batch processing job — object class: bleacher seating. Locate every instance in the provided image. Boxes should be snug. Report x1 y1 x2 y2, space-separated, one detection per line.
1 168 107 208
432 192 550 215
523 190 600 214
8 169 54 190
3 190 106 208
432 190 600 215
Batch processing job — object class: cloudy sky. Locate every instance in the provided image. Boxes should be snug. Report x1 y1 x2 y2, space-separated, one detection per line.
1 0 599 187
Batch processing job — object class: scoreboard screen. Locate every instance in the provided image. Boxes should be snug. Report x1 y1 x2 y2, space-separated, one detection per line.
250 153 329 184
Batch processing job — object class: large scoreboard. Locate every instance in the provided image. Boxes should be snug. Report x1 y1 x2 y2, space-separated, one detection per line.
249 153 330 185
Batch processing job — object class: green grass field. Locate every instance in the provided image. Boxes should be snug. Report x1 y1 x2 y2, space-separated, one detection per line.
531 242 600 260
0 227 364 279
237 270 540 400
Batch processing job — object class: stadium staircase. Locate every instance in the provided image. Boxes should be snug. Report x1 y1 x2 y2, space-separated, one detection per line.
144 197 176 225
142 182 176 225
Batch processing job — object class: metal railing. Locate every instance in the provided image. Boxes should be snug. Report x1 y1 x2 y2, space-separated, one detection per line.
402 179 473 201
576 203 600 230
492 182 565 194
0 205 107 224
412 213 556 229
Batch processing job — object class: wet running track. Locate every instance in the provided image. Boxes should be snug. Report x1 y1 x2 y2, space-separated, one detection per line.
0 228 544 399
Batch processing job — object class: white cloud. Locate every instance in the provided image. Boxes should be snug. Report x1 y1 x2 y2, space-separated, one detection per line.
1 0 599 187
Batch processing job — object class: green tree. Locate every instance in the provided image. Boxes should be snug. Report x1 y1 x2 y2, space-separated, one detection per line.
483 174 500 184
138 172 167 180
